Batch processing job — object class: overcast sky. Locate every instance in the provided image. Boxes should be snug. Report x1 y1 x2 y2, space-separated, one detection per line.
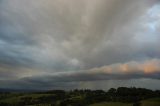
0 0 160 90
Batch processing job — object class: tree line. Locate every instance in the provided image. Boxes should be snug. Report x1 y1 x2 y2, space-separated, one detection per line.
0 87 160 106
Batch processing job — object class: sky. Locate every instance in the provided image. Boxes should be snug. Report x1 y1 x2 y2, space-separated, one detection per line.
0 0 160 90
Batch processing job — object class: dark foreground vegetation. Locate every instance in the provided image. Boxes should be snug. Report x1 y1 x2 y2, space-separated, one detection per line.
0 87 160 106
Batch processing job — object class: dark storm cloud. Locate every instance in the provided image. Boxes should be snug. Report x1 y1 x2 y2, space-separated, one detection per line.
22 72 160 85
0 0 159 68
2 59 158 89
0 6 37 68
22 59 160 83
1 71 159 90
0 0 160 89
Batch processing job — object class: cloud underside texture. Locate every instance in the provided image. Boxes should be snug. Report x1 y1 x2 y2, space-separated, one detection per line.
0 0 160 89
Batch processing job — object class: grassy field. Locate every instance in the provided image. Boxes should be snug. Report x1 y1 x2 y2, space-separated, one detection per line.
0 93 56 105
90 102 132 106
90 98 160 106
141 98 160 106
1 95 160 106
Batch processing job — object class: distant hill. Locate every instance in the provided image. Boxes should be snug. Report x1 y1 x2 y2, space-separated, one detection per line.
0 88 40 92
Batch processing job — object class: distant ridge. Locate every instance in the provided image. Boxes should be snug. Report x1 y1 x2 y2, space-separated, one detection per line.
0 88 42 92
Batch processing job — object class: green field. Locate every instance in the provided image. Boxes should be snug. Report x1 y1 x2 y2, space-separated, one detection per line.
1 94 160 106
90 102 132 106
90 98 160 106
0 93 54 104
141 98 160 106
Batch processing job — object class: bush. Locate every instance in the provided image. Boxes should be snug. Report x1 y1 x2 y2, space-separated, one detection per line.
133 102 141 106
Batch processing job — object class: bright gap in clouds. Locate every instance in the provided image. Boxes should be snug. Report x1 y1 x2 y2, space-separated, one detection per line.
134 4 160 43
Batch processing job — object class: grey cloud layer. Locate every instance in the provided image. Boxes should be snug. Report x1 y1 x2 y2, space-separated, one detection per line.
0 0 160 89
23 59 160 83
1 59 160 90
